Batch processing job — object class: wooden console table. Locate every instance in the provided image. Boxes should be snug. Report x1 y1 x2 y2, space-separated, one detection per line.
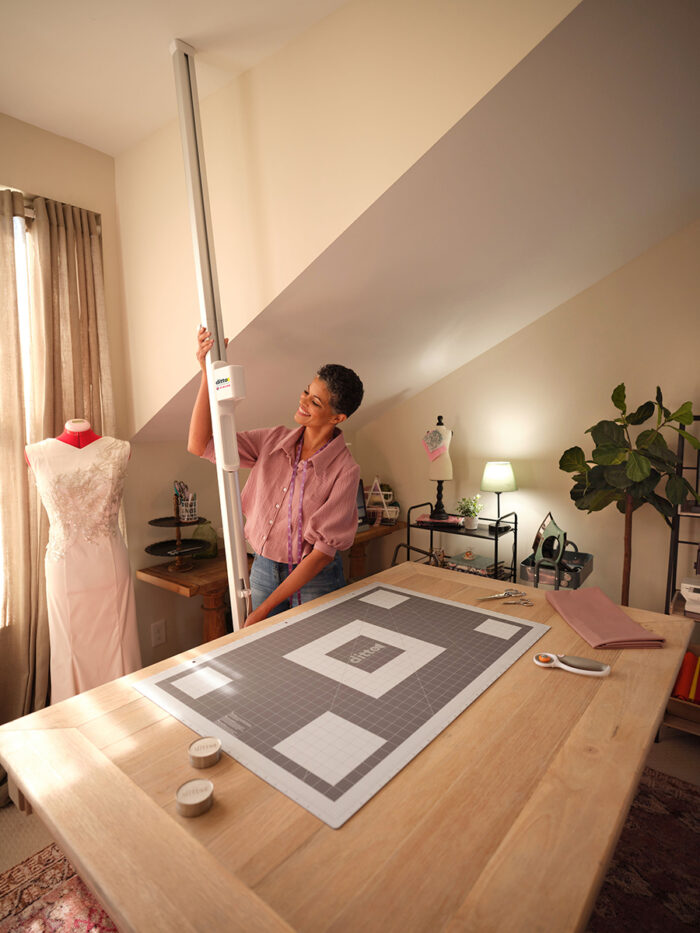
348 521 406 580
136 554 232 643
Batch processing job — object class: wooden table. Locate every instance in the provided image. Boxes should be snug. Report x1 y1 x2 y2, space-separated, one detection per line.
0 565 691 933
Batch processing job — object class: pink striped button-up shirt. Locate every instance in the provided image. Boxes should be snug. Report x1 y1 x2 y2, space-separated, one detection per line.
202 426 360 562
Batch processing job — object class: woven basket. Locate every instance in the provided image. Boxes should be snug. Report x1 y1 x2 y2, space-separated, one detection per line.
367 505 400 525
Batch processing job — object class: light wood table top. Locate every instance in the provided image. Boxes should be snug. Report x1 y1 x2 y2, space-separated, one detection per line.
0 565 691 933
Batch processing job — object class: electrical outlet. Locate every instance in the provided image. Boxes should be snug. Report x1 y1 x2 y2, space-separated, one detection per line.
151 619 166 648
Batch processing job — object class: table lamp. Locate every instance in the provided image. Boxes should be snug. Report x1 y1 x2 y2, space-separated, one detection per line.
480 461 517 519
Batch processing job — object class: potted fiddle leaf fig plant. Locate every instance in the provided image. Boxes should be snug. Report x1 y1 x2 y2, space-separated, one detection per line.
456 494 484 530
559 385 699 605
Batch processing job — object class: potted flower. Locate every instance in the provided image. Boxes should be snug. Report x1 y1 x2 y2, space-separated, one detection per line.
456 494 483 530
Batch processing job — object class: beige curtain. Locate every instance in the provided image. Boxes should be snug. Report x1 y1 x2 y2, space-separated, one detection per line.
32 198 115 436
0 189 49 733
0 191 115 734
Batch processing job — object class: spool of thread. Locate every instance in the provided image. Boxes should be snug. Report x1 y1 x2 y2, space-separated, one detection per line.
176 778 214 817
188 736 222 769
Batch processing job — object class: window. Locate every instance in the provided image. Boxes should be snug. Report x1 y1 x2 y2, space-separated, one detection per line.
0 208 32 614
13 213 33 437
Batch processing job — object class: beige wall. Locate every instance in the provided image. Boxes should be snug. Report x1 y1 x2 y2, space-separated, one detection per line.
124 442 228 665
354 220 700 613
115 0 579 435
0 112 129 437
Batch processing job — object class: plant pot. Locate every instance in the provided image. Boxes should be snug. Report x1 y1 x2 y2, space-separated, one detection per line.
463 515 479 530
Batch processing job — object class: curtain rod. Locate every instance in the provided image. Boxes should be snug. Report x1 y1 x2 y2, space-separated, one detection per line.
1 188 101 227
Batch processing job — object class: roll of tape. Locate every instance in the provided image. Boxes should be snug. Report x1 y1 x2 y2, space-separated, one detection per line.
188 736 222 769
176 779 214 818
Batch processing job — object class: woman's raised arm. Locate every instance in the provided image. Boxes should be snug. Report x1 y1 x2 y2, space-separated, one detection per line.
187 325 216 456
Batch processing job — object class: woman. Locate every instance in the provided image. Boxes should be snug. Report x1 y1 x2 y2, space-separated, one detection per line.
188 326 363 627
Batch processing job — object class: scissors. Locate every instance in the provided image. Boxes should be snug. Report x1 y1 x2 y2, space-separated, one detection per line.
477 589 527 601
503 596 534 606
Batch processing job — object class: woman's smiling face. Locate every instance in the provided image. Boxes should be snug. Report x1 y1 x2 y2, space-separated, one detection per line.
294 377 343 430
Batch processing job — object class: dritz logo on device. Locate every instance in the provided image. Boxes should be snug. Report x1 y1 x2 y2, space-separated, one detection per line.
215 377 231 390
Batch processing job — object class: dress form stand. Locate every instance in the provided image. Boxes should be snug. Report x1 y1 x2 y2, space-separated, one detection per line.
432 480 449 522
422 416 453 521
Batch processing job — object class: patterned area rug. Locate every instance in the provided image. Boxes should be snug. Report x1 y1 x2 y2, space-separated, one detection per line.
0 767 696 931
0 843 116 932
586 767 699 932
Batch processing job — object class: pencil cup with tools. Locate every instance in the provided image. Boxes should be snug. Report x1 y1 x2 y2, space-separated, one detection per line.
179 494 198 523
175 480 198 523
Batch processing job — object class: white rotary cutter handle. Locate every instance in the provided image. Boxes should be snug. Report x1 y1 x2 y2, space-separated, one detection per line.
534 652 611 677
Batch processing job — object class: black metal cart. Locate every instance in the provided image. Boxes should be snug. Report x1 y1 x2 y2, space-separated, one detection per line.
396 502 518 582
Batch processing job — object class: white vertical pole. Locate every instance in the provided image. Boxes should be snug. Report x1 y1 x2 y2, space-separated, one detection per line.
170 38 251 630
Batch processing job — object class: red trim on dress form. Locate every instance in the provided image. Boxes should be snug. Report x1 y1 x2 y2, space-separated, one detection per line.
55 427 102 448
25 424 102 465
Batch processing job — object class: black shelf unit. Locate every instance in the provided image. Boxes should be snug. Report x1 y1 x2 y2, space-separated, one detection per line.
404 502 518 582
145 514 209 572
664 414 700 614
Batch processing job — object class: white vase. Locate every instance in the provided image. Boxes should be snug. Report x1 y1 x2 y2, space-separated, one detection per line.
464 515 479 530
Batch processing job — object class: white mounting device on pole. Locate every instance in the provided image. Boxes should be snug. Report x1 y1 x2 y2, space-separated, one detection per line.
170 38 251 630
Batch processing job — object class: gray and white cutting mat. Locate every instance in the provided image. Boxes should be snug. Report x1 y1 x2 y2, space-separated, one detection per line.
135 583 548 828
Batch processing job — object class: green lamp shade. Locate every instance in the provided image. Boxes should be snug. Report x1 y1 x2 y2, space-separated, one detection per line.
480 461 517 493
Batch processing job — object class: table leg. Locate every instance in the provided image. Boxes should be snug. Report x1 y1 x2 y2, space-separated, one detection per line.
201 584 228 642
8 774 32 815
348 542 368 581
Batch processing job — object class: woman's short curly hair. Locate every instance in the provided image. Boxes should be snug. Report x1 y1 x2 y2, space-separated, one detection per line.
317 364 364 418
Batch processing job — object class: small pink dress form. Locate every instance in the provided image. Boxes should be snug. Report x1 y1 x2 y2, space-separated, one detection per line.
25 436 142 703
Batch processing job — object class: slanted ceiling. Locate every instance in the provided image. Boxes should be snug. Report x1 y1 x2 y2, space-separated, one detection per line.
135 0 700 442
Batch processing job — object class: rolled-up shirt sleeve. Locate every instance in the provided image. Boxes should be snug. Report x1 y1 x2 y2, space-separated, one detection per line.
305 462 360 558
201 429 268 468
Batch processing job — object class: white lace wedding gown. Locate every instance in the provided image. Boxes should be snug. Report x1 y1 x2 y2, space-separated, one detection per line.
25 436 142 703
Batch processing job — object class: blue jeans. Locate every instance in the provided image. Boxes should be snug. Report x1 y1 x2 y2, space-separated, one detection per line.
249 552 345 616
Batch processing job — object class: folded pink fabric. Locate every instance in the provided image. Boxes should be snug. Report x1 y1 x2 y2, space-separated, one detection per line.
545 587 665 649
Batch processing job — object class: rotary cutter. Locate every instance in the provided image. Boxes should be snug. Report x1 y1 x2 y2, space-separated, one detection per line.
534 652 610 677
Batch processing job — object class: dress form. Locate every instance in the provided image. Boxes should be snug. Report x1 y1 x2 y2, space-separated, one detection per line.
422 416 453 520
427 418 453 482
25 427 141 702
